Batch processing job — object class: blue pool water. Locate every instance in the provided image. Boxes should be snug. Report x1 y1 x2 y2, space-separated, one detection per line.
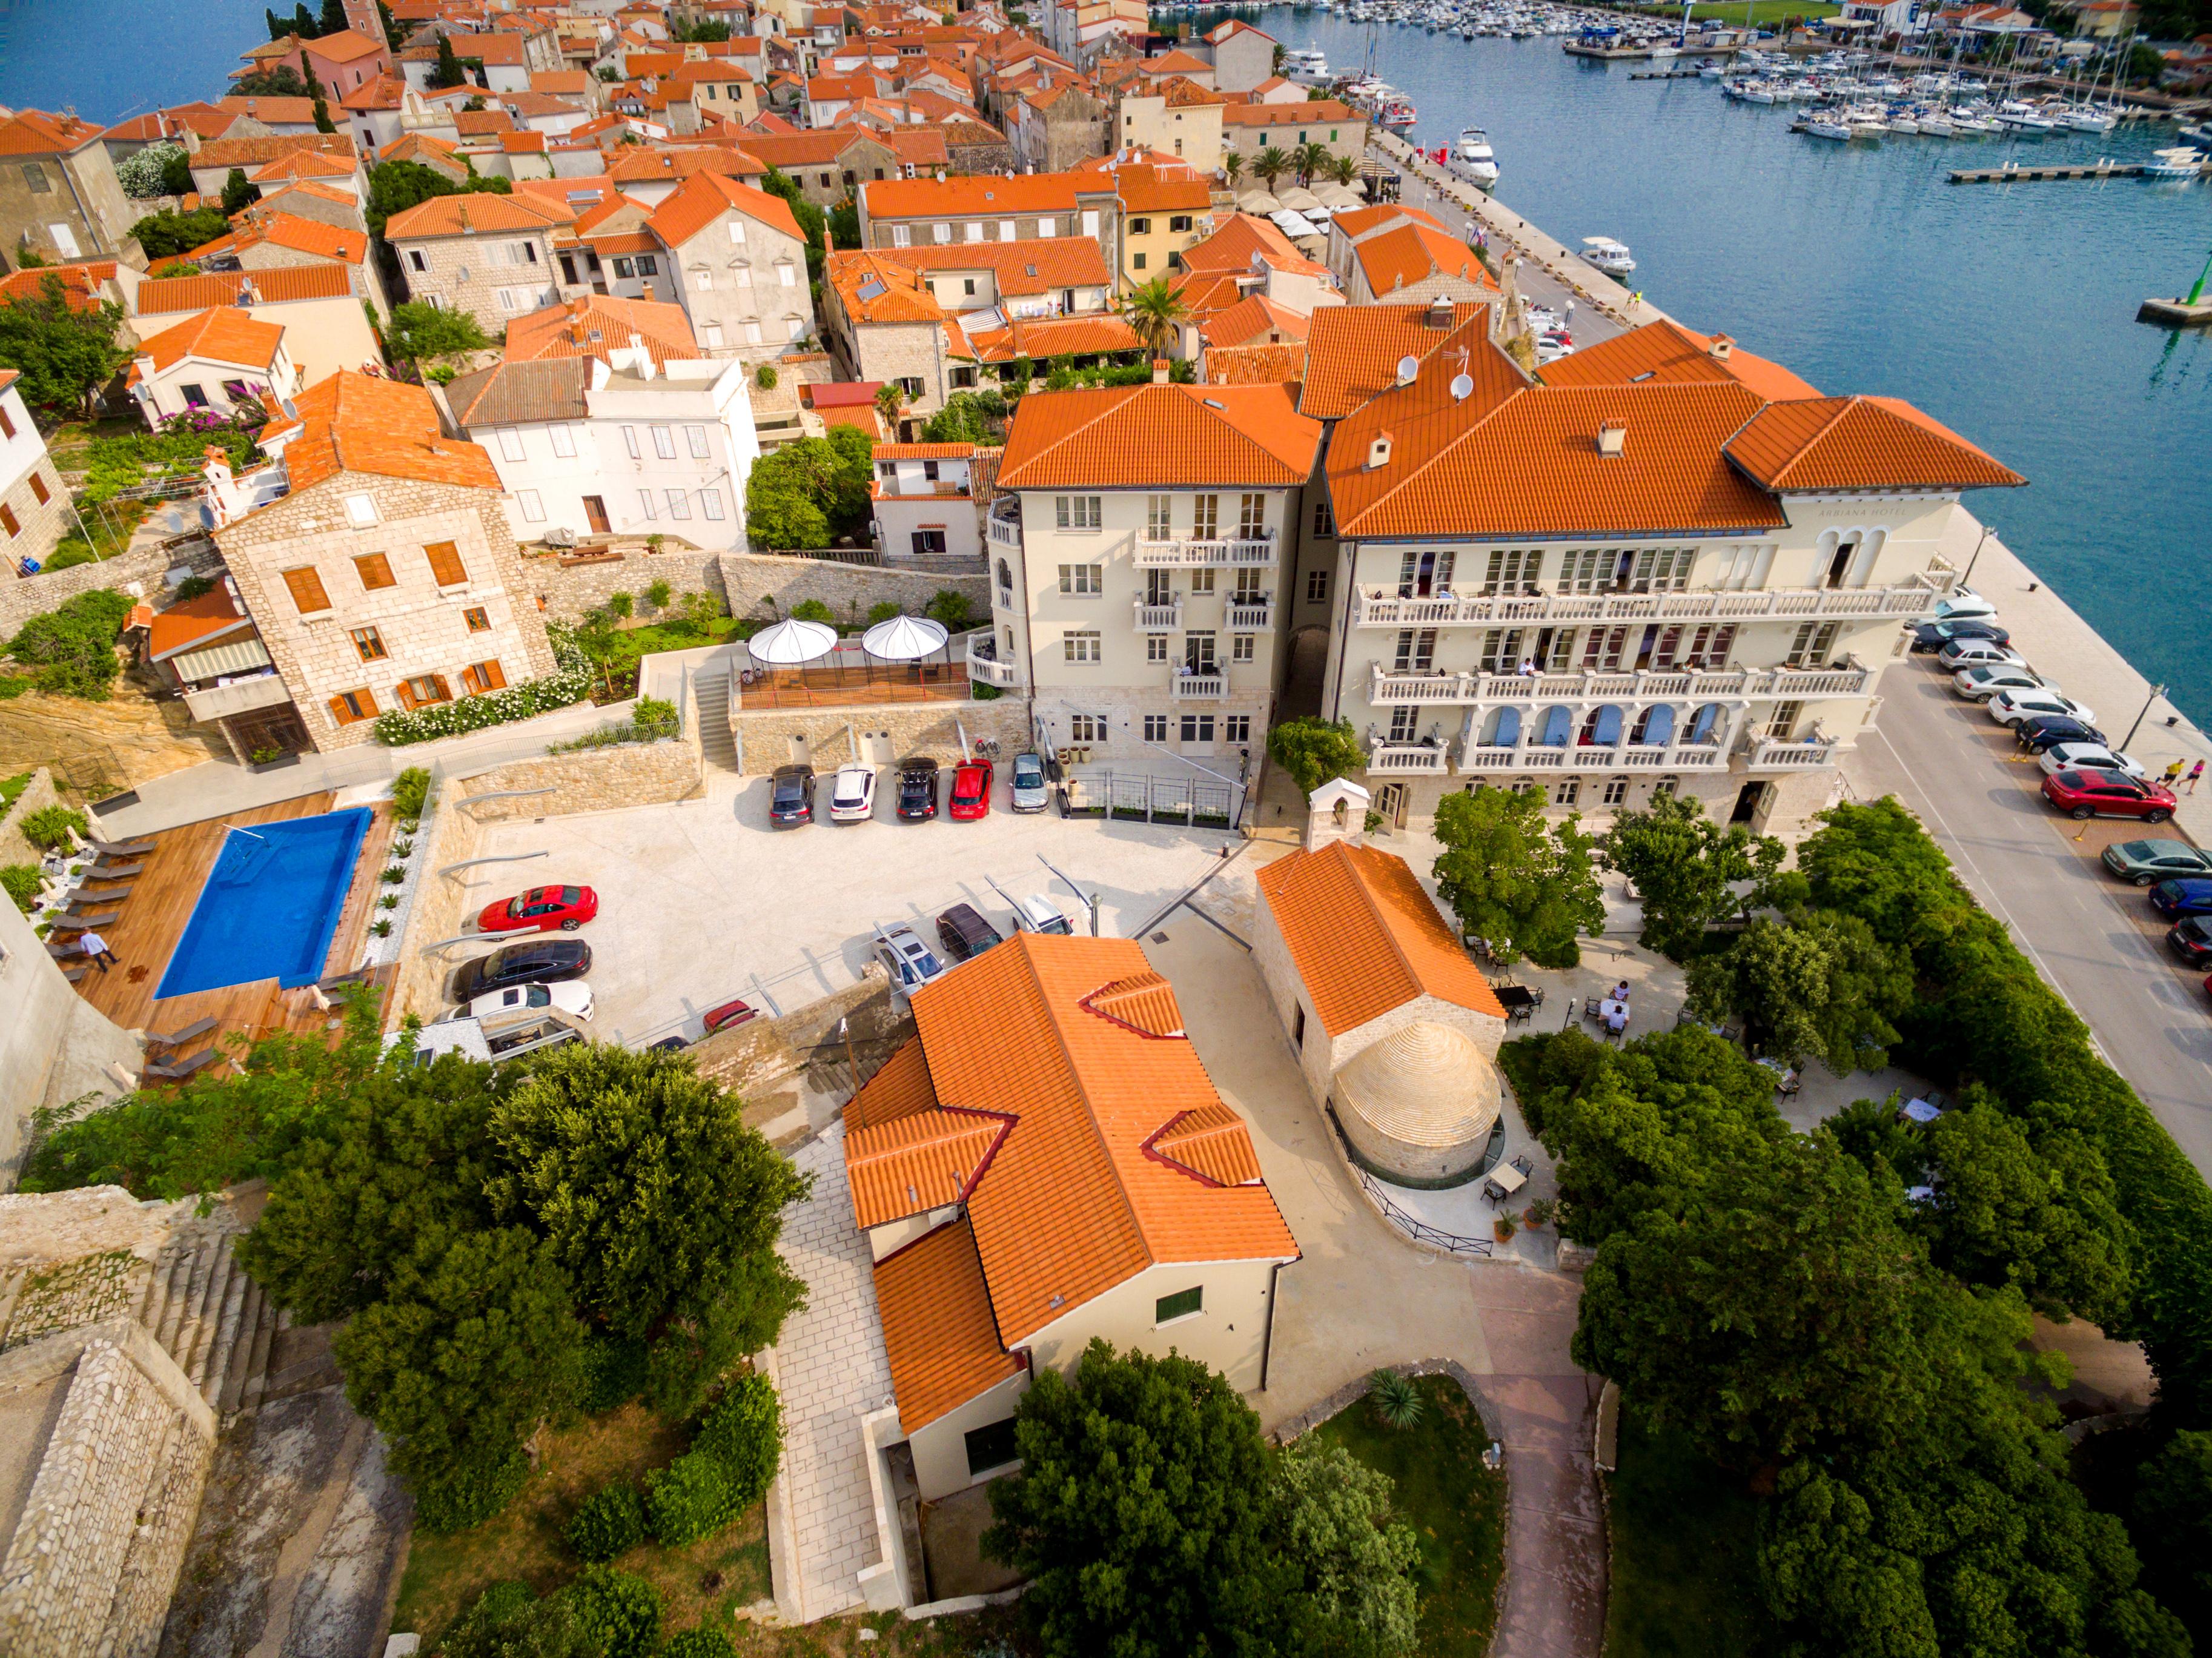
156 809 371 998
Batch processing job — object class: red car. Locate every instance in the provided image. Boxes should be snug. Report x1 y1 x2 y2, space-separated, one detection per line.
2039 770 2176 824
950 759 993 820
477 884 598 933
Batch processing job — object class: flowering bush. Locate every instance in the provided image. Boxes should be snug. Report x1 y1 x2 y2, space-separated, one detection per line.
115 142 184 200
371 631 592 746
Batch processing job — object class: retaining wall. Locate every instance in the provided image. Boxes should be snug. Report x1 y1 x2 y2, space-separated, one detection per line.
727 697 1030 775
0 768 61 869
718 552 989 626
456 737 702 822
0 540 222 632
523 546 730 624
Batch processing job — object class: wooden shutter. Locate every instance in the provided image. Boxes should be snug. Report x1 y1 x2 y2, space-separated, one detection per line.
329 694 353 725
282 565 329 613
469 658 507 693
0 504 18 538
353 552 394 589
329 688 378 725
394 678 419 712
28 473 48 504
423 540 468 586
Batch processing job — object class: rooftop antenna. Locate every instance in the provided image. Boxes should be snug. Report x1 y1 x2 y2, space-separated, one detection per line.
1394 353 1419 386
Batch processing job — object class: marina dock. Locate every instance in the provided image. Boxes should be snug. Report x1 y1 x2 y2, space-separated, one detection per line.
1949 161 2156 183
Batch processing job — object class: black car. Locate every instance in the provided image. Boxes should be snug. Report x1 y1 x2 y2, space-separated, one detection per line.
1911 618 2012 654
896 756 939 820
2015 714 2108 752
2168 915 2212 968
936 902 1004 962
769 763 815 825
453 938 592 1003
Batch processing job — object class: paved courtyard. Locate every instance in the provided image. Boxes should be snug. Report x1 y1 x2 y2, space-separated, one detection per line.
452 769 1240 1044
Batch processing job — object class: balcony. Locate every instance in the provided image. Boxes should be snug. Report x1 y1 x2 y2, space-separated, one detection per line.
1363 661 1873 708
965 635 1023 691
1135 535 1277 568
1133 598 1184 631
1226 595 1276 631
1351 580 1945 631
1367 741 1452 775
184 671 293 723
1171 667 1227 700
1457 741 1729 774
1742 734 1840 771
987 500 1022 551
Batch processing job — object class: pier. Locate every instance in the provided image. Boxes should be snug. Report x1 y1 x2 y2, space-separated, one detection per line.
1628 67 1710 80
1949 160 2158 183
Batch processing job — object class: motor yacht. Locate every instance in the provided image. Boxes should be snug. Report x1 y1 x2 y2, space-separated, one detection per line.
1995 99 2057 133
1449 127 1501 185
1580 235 1635 276
2145 147 2206 179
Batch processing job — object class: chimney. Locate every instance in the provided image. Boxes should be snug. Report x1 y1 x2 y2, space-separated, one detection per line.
202 445 247 527
1150 357 1168 383
1597 422 1626 457
1707 333 1734 360
1424 295 1452 329
1365 431 1392 469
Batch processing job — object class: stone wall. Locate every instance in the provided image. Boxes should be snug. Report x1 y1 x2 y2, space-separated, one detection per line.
0 538 222 632
719 551 988 627
387 792 483 1024
457 735 702 822
523 543 730 623
728 696 1030 775
0 767 60 869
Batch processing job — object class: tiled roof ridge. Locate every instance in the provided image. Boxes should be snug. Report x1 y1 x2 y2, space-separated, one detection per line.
851 1102 1019 1227
1762 393 1857 486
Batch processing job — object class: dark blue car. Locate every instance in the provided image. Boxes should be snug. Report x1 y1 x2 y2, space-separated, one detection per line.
2151 880 2212 920
1912 618 2011 654
2015 714 2108 752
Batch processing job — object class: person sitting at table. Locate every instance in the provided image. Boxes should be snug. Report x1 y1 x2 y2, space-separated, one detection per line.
1604 1005 1628 1038
1612 980 1631 1003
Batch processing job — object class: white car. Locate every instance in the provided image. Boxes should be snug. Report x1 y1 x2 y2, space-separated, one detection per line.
1010 894 1076 936
873 926 947 996
1988 689 2094 728
469 981 594 1021
828 763 877 822
1952 665 2054 701
1930 587 1996 622
1935 639 2024 672
2036 743 2145 781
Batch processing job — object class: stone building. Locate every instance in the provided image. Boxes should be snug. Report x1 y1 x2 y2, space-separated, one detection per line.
383 191 574 335
207 370 557 754
642 171 820 357
1197 18 1279 93
0 370 73 573
0 109 136 267
1220 99 1365 174
857 171 1123 274
1007 82 1110 174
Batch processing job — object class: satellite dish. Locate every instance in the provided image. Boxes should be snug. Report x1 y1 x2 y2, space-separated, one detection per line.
1449 373 1475 402
1395 354 1420 386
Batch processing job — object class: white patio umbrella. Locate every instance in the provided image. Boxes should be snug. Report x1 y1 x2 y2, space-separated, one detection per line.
1276 185 1323 213
1317 182 1365 209
860 614 950 662
746 617 838 665
1237 190 1281 214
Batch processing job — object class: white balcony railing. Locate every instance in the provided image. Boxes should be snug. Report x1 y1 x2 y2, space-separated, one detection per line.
1364 661 1873 708
1133 599 1184 631
184 672 293 723
1457 741 1729 774
1226 596 1276 631
1743 735 1839 771
1353 581 1944 630
1135 536 1277 568
1171 668 1227 699
965 637 1022 690
1367 741 1452 775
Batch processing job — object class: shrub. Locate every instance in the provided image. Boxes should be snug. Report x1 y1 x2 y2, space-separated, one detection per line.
370 918 391 937
563 1566 661 1658
371 659 592 746
0 773 29 810
115 140 185 199
379 894 400 910
866 600 901 626
1366 1368 1425 1430
7 589 134 701
581 1330 652 1413
606 591 634 619
645 1450 738 1547
692 1371 783 1510
173 575 215 601
661 1631 738 1658
755 363 778 390
390 766 432 818
2 865 41 914
645 578 672 611
633 694 677 734
380 864 407 884
439 1582 598 1658
970 681 1003 701
789 599 835 624
566 1482 647 1562
18 804 87 852
42 539 96 572
414 1444 533 1536
925 588 972 632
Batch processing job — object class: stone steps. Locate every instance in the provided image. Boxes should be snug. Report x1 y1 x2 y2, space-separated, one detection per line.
695 666 739 771
139 1237 276 1414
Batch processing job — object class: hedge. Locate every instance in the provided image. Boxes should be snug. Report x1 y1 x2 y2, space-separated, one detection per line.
692 1372 782 1510
643 1453 738 1547
372 658 592 746
565 1482 646 1562
563 1566 661 1658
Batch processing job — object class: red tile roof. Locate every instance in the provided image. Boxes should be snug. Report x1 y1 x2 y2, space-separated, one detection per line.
147 586 253 661
0 108 106 156
505 293 698 366
872 1214 1026 1432
136 266 355 314
0 262 121 314
132 308 286 376
383 191 575 239
1299 300 1501 420
266 371 502 497
999 381 1320 488
1199 292 1309 350
1353 222 1497 298
1536 317 1822 402
863 171 1088 219
962 312 1142 362
1723 396 2024 492
644 171 804 247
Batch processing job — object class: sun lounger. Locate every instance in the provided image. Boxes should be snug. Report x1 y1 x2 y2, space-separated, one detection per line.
142 1048 220 1082
90 860 145 878
88 837 156 858
63 966 87 983
143 1016 218 1051
72 883 134 904
47 911 119 932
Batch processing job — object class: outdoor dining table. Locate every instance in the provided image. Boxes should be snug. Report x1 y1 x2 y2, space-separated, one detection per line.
1598 997 1629 1025
1494 984 1539 1023
1482 1161 1528 1202
1901 1098 1944 1124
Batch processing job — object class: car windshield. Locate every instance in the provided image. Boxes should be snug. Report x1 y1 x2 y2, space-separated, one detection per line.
506 898 525 917
1015 757 1043 784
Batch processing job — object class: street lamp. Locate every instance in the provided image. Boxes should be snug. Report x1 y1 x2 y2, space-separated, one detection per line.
2122 684 2168 753
1961 524 1997 588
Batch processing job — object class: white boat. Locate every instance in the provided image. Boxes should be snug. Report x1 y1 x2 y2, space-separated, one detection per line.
1804 118 1852 141
1282 47 1331 84
2144 147 2205 179
2058 107 2117 132
1449 127 1501 186
1918 112 1957 136
1580 234 1635 276
1995 99 2056 133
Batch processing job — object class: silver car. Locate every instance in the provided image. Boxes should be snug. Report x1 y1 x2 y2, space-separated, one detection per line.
1010 751 1050 813
1953 665 2053 701
2036 743 2145 781
1935 639 2024 671
873 926 947 996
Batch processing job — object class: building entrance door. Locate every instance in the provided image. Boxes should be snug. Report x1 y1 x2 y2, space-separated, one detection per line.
582 496 611 534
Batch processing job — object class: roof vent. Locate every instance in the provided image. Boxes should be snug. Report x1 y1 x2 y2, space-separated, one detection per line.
1201 397 1223 408
1597 422 1626 457
1449 372 1474 403
1707 333 1735 360
1366 431 1392 469
1394 353 1419 387
1629 370 1655 383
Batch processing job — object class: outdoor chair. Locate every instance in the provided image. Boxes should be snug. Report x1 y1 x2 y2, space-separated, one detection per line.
88 837 155 858
72 884 133 906
143 1016 218 1052
142 1049 220 1083
90 860 145 878
48 911 119 933
62 966 87 983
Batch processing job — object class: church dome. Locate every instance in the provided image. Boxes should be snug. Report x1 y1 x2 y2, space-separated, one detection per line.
1331 1021 1502 1184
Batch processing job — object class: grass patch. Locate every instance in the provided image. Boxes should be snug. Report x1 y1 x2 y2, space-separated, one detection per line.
1308 1374 1506 1658
0 772 31 811
1603 1411 1779 1658
390 1404 770 1653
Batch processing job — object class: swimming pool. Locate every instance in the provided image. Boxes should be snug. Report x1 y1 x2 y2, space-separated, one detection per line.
155 808 373 999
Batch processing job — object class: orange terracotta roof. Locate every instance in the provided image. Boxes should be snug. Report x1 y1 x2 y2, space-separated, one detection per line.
872 1216 1026 1432
875 442 976 459
1080 969 1186 1038
505 293 698 366
302 28 389 62
133 307 286 376
136 266 354 314
847 1105 1014 1227
1139 47 1212 74
816 404 885 439
218 95 322 126
870 237 1111 296
828 251 945 325
1353 222 1497 298
643 170 804 247
265 371 502 498
454 109 518 137
1536 317 1821 402
1204 341 1305 386
606 144 765 182
0 262 120 313
197 208 368 264
1199 291 1309 350
1724 396 2025 493
103 104 233 142
847 1034 941 1132
1256 842 1507 1036
147 586 253 661
999 381 1319 487
1331 203 1445 242
964 313 1142 362
1147 1102 1264 1187
191 133 356 170
383 191 574 238
886 933 1296 1350
1298 300 1496 420
1220 98 1357 128
1113 164 1212 215
863 172 1087 219
0 108 106 156
257 179 363 214
1182 212 1326 280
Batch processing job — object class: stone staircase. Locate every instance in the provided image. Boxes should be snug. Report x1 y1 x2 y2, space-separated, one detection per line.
136 1235 282 1417
694 663 740 772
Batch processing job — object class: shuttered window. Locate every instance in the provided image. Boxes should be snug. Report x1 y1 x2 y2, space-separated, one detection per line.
282 565 329 613
463 659 507 694
396 674 451 710
329 688 378 724
28 473 48 504
353 552 394 590
0 505 17 537
423 541 468 586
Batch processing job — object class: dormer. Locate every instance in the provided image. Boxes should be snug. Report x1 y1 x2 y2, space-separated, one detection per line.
1366 431 1392 469
1596 422 1626 458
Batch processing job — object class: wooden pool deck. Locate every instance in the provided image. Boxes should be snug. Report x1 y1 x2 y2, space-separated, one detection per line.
65 792 396 1068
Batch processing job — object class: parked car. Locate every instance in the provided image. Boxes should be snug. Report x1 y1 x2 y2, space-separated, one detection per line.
1912 618 2010 654
477 884 597 934
2150 878 2212 920
829 763 877 822
873 926 947 995
936 903 1004 961
769 764 815 826
1953 665 2055 701
1010 751 1050 813
950 758 993 820
1990 689 2095 729
2168 915 2212 967
470 981 594 1021
1935 639 2025 671
452 938 592 1003
702 998 758 1033
895 756 939 820
2040 769 2175 823
2015 714 2108 752
2036 743 2145 781
1010 894 1076 936
1929 588 1996 622
2102 838 2212 886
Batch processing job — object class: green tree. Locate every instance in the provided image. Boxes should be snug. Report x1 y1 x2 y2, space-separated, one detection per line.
385 298 491 365
0 275 129 418
1792 795 1956 946
431 31 470 90
220 166 260 215
983 1341 1297 1658
1684 910 1910 1072
126 205 229 260
438 1584 600 1658
306 67 337 133
290 1 314 36
1265 715 1365 795
1223 150 1242 187
827 197 860 248
1326 153 1362 187
1431 784 1604 968
317 0 346 33
233 64 313 97
5 587 136 697
1251 146 1290 189
378 0 403 50
1600 792 1785 958
1276 1440 1420 1658
365 158 511 237
873 380 906 431
2135 1430 2212 1636
1119 274 1187 358
161 145 195 197
742 428 871 548
755 167 827 280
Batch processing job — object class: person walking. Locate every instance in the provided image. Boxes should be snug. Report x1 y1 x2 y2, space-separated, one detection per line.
2190 760 2206 794
78 929 118 972
2164 759 2185 788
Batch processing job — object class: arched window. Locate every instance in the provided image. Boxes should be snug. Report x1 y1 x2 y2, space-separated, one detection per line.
1581 705 1623 746
996 557 1012 593
1688 703 1724 745
1538 705 1573 747
1481 706 1521 747
1631 704 1677 746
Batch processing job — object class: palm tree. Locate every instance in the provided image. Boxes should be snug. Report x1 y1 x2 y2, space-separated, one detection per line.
1250 145 1289 190
1327 153 1362 188
873 381 907 433
1222 150 1243 188
1119 276 1188 359
1291 142 1326 187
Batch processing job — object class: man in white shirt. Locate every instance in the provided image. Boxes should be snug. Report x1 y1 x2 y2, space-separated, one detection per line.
78 929 119 971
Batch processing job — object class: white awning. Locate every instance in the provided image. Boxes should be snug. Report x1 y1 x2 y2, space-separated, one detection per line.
169 637 273 681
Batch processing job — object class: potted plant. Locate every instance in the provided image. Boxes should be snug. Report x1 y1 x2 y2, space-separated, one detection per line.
1523 1196 1556 1230
248 745 299 772
1493 1213 1517 1244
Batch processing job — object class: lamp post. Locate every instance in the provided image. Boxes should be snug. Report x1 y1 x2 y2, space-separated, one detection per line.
1961 523 1997 588
2122 684 2168 753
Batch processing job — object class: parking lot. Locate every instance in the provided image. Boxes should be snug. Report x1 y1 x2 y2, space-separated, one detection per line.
443 767 1246 1046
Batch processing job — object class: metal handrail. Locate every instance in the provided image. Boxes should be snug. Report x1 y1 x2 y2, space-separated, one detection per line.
1324 1106 1494 1257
